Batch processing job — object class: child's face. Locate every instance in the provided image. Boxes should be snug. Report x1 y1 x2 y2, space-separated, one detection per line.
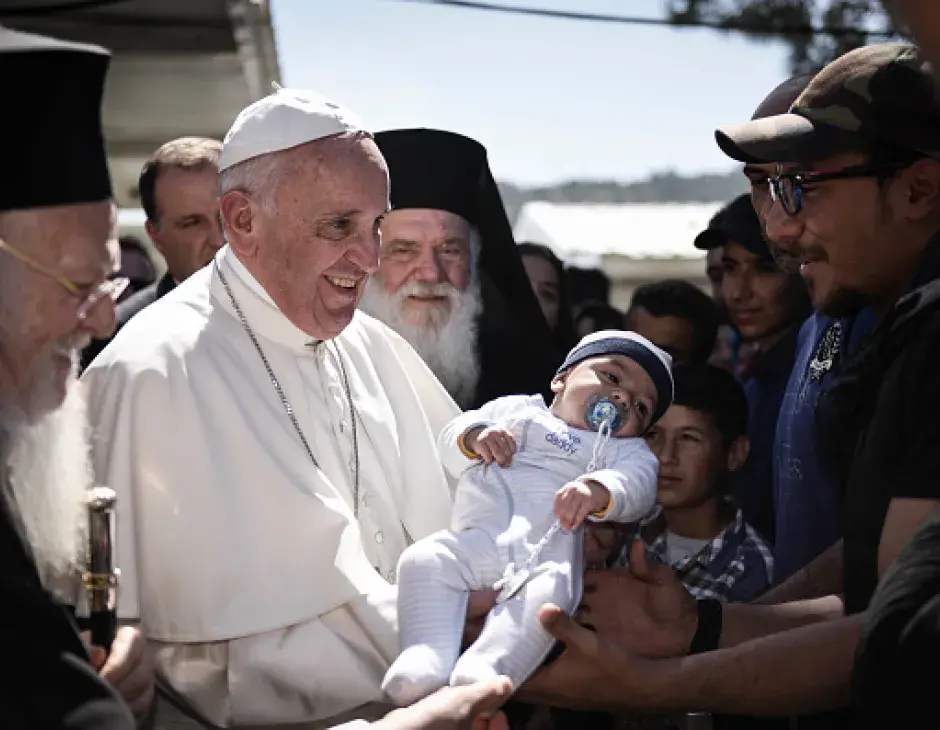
642 404 729 509
550 354 658 437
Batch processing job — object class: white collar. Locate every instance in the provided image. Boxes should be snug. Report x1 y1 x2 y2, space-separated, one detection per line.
211 245 322 353
221 245 277 307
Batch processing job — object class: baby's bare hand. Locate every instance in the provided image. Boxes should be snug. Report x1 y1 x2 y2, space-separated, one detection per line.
554 480 609 531
466 426 517 467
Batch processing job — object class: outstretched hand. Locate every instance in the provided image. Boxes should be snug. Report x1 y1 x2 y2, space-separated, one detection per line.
516 540 700 710
578 539 699 659
519 604 666 711
372 678 512 730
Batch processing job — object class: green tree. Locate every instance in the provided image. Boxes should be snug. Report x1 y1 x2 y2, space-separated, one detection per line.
666 0 902 74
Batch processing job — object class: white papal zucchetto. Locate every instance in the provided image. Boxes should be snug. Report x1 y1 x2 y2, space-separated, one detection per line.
220 84 366 172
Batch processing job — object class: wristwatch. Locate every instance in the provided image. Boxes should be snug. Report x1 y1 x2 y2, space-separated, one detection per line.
689 598 723 655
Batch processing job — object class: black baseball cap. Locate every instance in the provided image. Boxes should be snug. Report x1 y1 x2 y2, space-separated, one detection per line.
693 194 767 257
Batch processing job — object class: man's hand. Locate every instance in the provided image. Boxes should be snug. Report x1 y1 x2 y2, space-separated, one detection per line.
83 626 155 721
464 427 516 467
555 480 608 531
371 678 512 730
520 604 666 711
578 539 698 659
462 590 498 648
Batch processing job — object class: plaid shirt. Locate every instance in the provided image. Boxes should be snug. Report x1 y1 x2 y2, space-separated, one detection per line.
617 505 775 603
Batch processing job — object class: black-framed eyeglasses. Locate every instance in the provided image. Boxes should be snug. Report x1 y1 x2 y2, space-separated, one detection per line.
769 163 906 216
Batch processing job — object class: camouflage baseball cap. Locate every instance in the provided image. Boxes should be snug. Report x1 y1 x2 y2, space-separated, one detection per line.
751 74 814 121
715 43 940 163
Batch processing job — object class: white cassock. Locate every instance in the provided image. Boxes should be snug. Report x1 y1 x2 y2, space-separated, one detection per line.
82 245 459 728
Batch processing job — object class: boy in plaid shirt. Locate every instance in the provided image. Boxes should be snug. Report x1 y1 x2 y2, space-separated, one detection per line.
617 364 773 602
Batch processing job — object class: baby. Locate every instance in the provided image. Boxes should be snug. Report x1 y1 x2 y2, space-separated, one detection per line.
382 331 674 704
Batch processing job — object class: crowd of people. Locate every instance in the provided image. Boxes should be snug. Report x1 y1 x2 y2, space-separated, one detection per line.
5 0 940 728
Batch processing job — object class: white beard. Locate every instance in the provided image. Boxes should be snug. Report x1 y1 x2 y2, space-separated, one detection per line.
1 363 91 592
360 276 483 408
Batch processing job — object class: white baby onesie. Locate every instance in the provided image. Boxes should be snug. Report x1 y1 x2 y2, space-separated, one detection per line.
382 394 658 705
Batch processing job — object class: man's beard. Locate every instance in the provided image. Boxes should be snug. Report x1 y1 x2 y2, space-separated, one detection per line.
818 286 874 319
0 356 91 591
773 245 873 318
360 276 483 408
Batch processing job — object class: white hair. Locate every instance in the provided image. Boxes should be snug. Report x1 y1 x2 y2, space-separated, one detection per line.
360 275 482 407
0 257 93 594
2 364 92 592
218 152 283 212
359 225 484 407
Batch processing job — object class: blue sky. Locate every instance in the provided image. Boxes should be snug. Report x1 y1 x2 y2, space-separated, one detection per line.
272 0 794 185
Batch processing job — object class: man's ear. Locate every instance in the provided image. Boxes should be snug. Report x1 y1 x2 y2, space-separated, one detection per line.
550 371 567 393
896 157 940 223
220 191 258 258
726 435 750 472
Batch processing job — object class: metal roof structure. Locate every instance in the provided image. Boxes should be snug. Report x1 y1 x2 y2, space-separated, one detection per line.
2 0 281 208
513 201 721 269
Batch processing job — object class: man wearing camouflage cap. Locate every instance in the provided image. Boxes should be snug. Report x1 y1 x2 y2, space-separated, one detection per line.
840 6 940 723
517 43 940 725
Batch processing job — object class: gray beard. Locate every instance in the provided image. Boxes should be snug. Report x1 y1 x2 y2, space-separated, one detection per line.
0 364 91 594
359 276 483 408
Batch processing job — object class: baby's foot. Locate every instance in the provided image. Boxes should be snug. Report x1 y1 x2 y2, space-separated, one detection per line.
449 653 504 688
382 645 451 706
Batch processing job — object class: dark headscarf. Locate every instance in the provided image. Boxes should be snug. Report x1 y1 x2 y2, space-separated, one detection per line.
0 27 112 211
374 129 560 406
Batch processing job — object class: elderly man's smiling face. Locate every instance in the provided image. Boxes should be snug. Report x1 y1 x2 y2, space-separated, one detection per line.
375 208 474 329
0 200 116 578
222 133 390 341
0 200 117 420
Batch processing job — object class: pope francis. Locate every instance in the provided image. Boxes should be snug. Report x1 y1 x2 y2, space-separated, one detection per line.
83 88 468 728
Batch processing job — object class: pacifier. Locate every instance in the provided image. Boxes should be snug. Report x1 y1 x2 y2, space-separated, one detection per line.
584 393 627 433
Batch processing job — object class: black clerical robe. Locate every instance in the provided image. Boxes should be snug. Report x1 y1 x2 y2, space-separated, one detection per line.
473 272 562 409
374 129 564 410
0 498 134 729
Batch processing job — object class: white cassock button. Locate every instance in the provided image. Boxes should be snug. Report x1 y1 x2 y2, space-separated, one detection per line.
375 530 384 544
339 420 347 433
360 492 369 507
386 569 397 582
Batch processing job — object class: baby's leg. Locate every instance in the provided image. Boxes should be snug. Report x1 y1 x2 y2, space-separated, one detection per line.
449 556 580 692
382 529 499 706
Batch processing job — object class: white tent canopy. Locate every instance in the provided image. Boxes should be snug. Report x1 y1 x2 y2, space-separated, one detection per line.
513 201 723 269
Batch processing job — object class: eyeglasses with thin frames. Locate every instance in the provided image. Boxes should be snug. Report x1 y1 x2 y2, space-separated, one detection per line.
769 162 906 216
0 238 129 320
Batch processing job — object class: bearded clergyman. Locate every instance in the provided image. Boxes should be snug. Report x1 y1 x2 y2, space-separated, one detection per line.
0 25 154 728
361 129 560 408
